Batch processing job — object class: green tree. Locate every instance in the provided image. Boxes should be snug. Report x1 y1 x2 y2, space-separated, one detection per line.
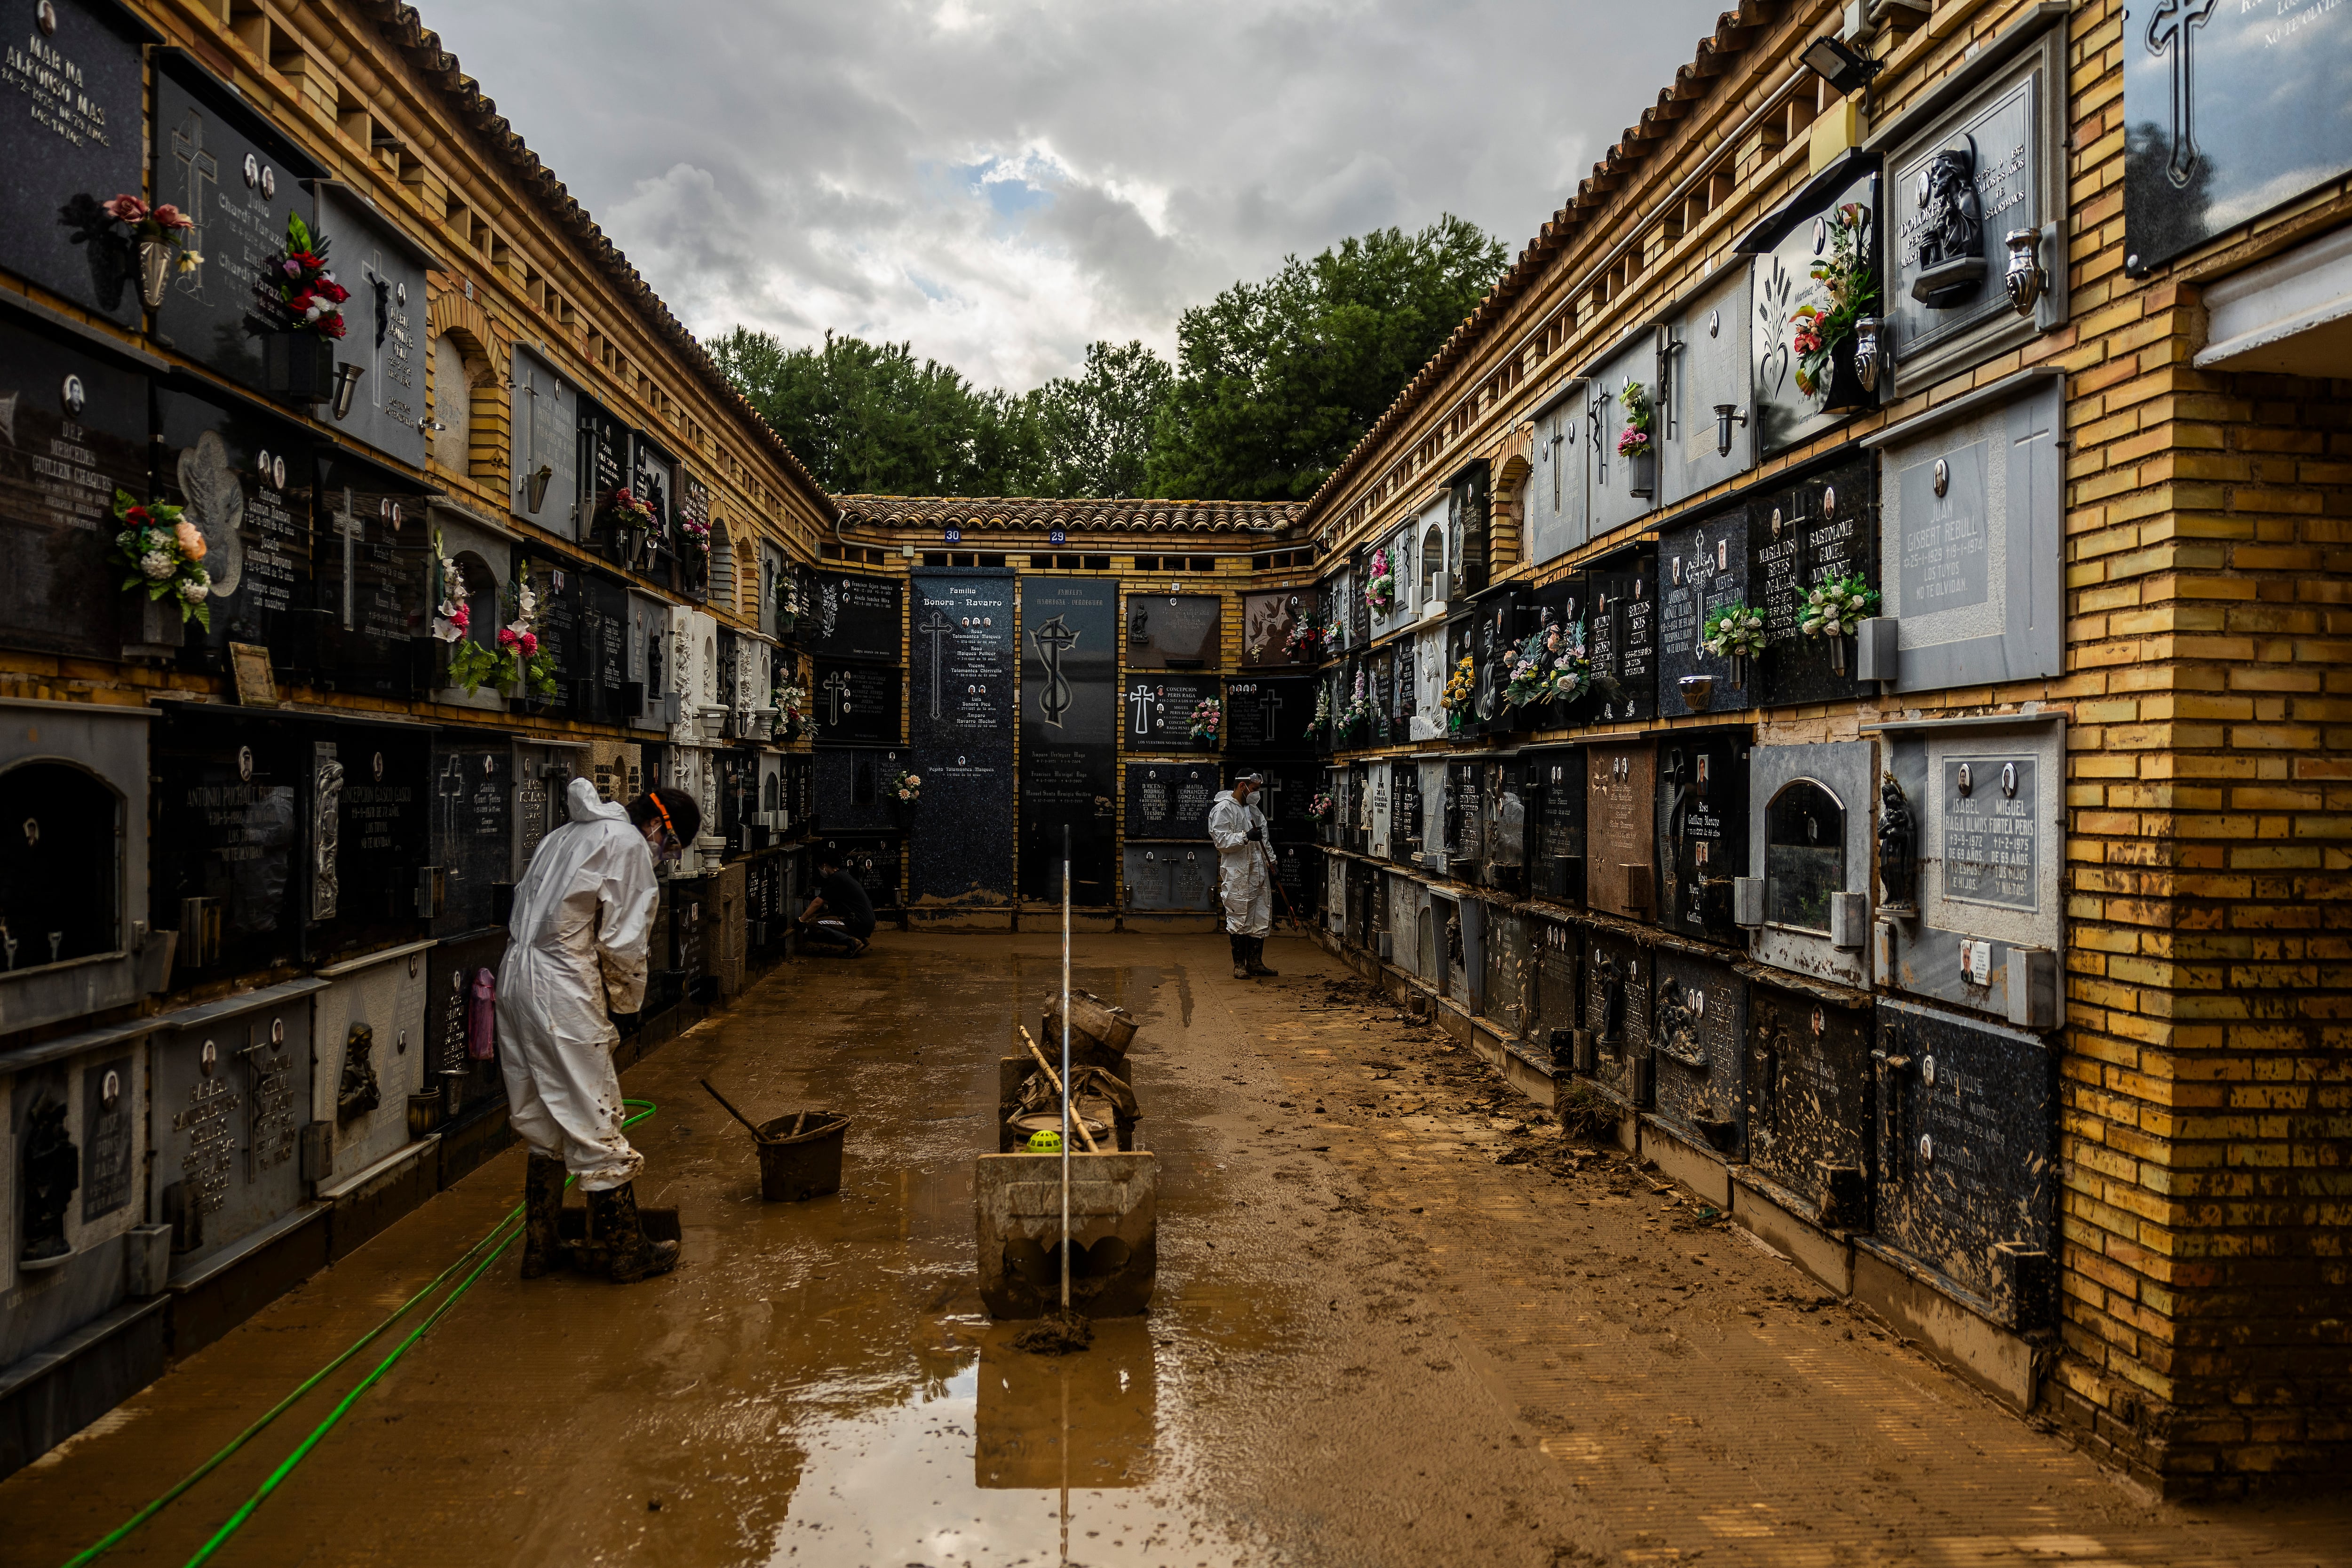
1144 215 1509 501
708 327 1043 496
1024 340 1173 499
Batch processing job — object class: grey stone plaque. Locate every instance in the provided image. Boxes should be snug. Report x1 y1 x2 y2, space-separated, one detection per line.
509 345 578 535
80 1055 136 1223
314 183 435 471
1939 758 2038 912
1121 845 1219 912
1526 385 1589 567
1585 334 1658 536
1664 265 1754 503
1741 157 1880 456
1124 594 1219 669
1872 373 2064 693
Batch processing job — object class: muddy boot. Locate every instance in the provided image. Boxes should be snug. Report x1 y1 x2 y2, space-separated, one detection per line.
586 1181 680 1283
1230 932 1250 979
520 1154 568 1279
1246 937 1279 978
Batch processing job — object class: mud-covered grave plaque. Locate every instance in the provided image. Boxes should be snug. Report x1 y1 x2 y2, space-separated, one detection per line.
1874 999 2058 1324
1743 983 1874 1227
1582 928 1650 1106
1940 756 2037 911
1585 742 1655 920
1123 761 1217 841
1530 920 1581 1065
1648 951 1747 1156
1123 594 1220 669
1658 730 1749 945
1121 844 1219 911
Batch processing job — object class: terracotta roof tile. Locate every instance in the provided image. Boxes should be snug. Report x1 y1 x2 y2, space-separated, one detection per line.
830 495 1304 534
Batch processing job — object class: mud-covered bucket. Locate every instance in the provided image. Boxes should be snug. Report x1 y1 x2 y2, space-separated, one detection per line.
757 1113 849 1202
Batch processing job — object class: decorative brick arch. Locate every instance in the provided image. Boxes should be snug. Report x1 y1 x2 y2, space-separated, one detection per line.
1487 429 1534 574
426 286 510 495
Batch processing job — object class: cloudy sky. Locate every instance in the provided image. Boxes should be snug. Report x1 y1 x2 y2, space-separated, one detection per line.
426 0 1730 393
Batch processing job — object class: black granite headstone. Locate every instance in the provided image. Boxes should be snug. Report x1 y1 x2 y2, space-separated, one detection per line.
1657 729 1749 945
1650 950 1747 1156
1532 746 1586 905
1874 999 2058 1324
0 318 145 660
2123 0 2352 274
1745 981 1875 1228
1655 505 1751 721
812 661 899 746
819 835 904 913
1224 677 1314 756
804 572 902 663
151 56 323 395
1389 761 1421 865
813 747 909 834
314 183 432 470
1020 576 1117 904
312 457 431 697
1530 920 1581 1067
152 709 306 976
1588 547 1657 725
1272 842 1320 921
1754 456 1879 708
1122 673 1217 752
1123 761 1217 841
428 735 511 938
154 385 313 673
1123 593 1219 669
315 723 427 956
0 0 151 323
907 571 1013 906
79 1052 136 1222
1529 573 1591 729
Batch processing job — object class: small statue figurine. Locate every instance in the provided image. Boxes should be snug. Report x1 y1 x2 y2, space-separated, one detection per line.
20 1096 78 1263
1596 953 1627 1050
337 1023 381 1122
1879 773 1918 911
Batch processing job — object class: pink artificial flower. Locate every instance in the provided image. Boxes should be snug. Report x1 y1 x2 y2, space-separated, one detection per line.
102 194 148 223
151 204 192 231
174 519 207 561
448 604 470 630
498 628 519 648
519 632 539 657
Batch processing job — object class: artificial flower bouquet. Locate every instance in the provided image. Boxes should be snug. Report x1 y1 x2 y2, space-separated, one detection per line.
101 194 200 272
270 213 348 339
1791 203 1877 400
1801 574 1881 638
108 488 210 629
1188 695 1223 741
1363 547 1396 616
1700 603 1770 660
892 767 922 804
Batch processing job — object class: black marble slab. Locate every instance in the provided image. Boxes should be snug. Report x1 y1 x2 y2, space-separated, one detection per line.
311 722 428 958
1587 547 1657 725
1388 761 1421 866
152 709 309 977
804 572 903 663
0 318 145 660
1123 592 1219 669
1655 505 1751 720
1123 760 1218 842
155 385 314 675
1530 919 1581 1066
1745 981 1875 1228
1754 456 1878 708
906 572 1013 906
812 660 900 746
1657 728 1750 945
1531 746 1587 905
813 746 911 834
1650 949 1747 1157
1122 673 1218 752
1224 676 1315 756
1582 928 1651 1106
428 733 512 939
1020 576 1117 904
818 834 904 913
1874 999 2058 1324
0 0 151 323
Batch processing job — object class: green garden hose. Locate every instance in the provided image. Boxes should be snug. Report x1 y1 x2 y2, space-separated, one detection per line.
59 1098 659 1568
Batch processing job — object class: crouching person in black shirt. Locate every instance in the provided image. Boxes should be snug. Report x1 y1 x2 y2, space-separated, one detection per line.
798 849 876 957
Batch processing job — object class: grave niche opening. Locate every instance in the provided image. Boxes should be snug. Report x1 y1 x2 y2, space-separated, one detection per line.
0 762 119 975
1742 740 1875 988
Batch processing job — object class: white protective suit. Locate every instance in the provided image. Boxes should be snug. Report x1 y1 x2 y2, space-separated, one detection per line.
495 778 659 1190
1207 788 1273 938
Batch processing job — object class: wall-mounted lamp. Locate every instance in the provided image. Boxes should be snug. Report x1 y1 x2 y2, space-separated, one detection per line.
330 363 366 421
1852 317 1889 393
1711 402 1748 457
522 462 553 513
2002 229 2047 316
1799 33 1884 110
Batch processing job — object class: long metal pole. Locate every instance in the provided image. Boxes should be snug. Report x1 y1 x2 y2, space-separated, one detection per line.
1060 822 1072 1315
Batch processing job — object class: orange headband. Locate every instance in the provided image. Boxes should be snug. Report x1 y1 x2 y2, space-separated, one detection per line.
649 794 677 841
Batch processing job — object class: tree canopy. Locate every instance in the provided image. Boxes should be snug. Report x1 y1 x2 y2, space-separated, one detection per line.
709 215 1507 501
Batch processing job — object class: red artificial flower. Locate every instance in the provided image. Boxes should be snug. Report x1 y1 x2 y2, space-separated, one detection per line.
498 628 519 648
320 279 350 304
124 505 151 527
286 291 314 313
518 632 539 657
320 314 348 339
102 194 148 223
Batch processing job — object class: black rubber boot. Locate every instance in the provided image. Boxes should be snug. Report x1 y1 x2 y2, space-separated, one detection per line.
1246 937 1279 978
1230 932 1250 979
520 1154 568 1279
586 1181 680 1283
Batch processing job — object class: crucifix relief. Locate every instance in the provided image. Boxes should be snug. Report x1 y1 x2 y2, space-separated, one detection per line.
169 110 218 303
1126 681 1157 738
822 669 852 726
1030 614 1078 729
2146 0 2217 188
920 607 953 719
334 487 361 630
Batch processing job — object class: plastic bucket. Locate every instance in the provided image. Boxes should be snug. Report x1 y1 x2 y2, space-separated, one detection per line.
757 1113 849 1201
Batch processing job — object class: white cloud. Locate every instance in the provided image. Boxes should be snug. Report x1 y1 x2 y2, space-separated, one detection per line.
424 0 1729 391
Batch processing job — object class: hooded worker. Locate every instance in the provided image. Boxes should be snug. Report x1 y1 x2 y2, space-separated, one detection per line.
1207 772 1279 980
497 777 701 1283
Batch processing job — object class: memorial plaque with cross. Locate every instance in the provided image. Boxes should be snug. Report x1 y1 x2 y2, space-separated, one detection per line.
314 185 433 468
1586 546 1656 724
1123 675 1216 751
155 992 313 1267
0 0 147 321
1019 576 1117 903
1123 762 1216 842
1656 505 1751 721
810 661 899 747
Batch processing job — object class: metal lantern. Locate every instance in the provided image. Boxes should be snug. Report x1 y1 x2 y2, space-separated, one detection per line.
1711 402 1748 458
330 362 366 421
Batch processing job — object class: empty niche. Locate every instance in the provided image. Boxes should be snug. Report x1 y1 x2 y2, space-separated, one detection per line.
1764 779 1844 933
0 760 121 970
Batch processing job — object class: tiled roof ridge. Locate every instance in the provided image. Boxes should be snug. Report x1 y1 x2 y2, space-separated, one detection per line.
832 495 1305 532
1296 0 1788 530
357 1 838 523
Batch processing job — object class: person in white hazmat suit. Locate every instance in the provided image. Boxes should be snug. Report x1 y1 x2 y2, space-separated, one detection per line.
498 776 702 1283
1208 772 1279 980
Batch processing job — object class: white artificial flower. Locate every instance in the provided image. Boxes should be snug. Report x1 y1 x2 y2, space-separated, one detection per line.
140 549 174 580
180 579 208 602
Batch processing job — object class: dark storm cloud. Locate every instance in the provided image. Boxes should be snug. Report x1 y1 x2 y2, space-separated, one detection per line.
423 0 1731 389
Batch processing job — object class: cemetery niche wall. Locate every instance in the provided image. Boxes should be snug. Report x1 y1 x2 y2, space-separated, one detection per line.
1020 577 1117 904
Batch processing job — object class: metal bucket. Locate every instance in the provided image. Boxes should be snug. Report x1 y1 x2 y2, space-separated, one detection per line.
756 1112 849 1202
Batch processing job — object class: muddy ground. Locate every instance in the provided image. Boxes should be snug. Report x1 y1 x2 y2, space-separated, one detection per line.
3 933 2344 1567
